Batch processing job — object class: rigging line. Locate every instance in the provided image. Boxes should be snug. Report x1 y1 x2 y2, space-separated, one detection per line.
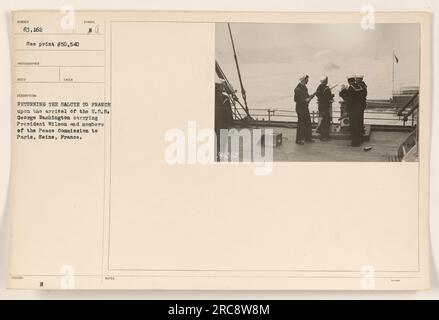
227 23 250 116
215 60 248 120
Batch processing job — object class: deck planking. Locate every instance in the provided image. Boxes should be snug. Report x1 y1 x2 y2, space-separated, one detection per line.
232 127 412 162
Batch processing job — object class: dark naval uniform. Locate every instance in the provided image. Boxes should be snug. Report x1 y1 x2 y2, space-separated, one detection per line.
346 82 366 146
294 83 312 143
214 87 233 132
315 83 334 139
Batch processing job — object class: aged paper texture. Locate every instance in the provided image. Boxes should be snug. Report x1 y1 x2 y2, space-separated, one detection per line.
8 11 431 290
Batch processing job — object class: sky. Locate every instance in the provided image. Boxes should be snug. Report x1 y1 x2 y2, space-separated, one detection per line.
216 23 420 112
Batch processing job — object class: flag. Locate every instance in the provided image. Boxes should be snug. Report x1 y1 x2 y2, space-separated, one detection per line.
394 53 399 63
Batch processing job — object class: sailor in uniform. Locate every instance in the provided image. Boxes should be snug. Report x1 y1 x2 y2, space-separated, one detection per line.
345 75 366 146
215 77 234 160
355 75 368 139
294 74 314 145
315 76 334 141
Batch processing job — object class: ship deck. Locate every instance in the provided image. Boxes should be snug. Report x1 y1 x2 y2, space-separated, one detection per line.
232 127 413 162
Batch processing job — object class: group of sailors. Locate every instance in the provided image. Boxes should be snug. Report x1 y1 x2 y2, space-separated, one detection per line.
294 74 368 147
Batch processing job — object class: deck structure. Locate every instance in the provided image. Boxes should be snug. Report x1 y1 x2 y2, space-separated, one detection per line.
228 127 413 162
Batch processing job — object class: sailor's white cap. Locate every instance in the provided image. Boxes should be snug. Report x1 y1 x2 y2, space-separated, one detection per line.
355 74 364 81
299 74 309 82
320 75 328 83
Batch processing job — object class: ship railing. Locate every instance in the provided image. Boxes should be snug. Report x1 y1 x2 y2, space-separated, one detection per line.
396 91 419 126
244 108 416 127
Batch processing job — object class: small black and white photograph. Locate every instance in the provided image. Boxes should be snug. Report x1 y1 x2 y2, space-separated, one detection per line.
215 23 420 162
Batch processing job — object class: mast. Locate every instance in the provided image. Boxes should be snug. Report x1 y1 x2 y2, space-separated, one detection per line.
227 23 249 114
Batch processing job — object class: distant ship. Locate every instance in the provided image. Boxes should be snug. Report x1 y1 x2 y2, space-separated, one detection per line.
367 86 420 109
